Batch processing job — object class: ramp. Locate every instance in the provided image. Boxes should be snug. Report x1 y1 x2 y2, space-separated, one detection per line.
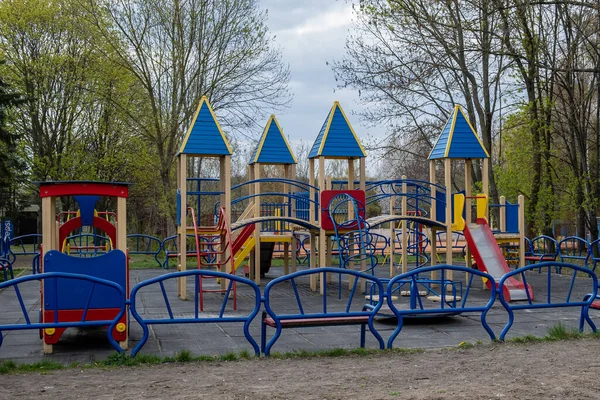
463 219 532 301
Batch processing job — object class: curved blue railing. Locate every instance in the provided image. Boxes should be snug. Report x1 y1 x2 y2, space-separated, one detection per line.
161 234 219 269
0 272 126 352
127 234 163 268
64 233 111 257
261 267 385 355
498 262 598 340
7 234 43 263
129 270 262 356
232 178 319 193
386 265 497 348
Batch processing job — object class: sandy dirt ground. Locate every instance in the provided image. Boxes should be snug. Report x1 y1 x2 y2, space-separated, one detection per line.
4 339 600 400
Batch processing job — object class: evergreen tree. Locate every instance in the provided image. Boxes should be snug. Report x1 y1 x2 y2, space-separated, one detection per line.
0 63 24 216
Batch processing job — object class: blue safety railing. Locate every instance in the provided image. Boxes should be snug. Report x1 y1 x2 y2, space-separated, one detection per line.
0 272 126 352
261 267 385 355
127 234 163 268
224 192 320 224
558 236 590 269
498 262 598 341
385 265 497 348
161 234 218 269
129 270 261 357
365 179 447 219
7 234 42 263
64 233 111 257
31 254 40 274
393 228 431 268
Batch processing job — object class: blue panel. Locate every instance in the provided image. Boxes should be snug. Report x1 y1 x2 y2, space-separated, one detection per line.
74 196 99 226
446 113 488 159
428 118 452 160
309 111 331 159
505 201 519 233
254 120 296 164
181 102 231 155
436 190 446 223
319 108 364 157
44 250 126 310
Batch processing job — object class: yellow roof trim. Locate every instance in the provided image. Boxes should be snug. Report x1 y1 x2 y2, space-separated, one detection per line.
179 96 232 155
253 115 272 163
272 115 298 164
457 106 490 158
428 111 455 159
317 103 336 156
444 105 460 158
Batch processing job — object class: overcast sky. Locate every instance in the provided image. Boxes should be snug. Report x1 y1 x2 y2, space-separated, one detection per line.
259 0 375 154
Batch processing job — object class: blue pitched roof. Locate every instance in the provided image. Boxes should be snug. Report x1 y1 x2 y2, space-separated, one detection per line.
428 105 489 160
308 101 366 159
249 115 297 165
179 96 232 156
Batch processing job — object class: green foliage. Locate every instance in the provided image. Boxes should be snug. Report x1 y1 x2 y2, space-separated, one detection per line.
174 350 193 362
0 359 63 374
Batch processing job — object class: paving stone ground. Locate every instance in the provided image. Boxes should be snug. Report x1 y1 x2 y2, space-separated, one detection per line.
0 260 596 365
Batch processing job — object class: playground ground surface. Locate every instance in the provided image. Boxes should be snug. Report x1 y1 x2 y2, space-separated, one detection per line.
3 339 600 399
2 256 600 398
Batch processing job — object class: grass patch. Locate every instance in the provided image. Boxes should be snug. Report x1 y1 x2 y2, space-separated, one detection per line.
0 359 64 374
457 341 474 349
506 322 596 344
175 350 193 362
547 322 582 340
128 254 164 269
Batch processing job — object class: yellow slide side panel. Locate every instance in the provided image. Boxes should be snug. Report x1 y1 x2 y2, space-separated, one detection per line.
451 193 465 231
476 193 488 221
234 237 255 269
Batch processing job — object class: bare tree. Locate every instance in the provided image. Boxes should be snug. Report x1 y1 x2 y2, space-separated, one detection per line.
82 0 292 230
333 0 506 202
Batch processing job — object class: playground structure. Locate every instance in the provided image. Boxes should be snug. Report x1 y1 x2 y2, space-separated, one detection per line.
0 98 561 358
37 181 130 354
173 98 530 305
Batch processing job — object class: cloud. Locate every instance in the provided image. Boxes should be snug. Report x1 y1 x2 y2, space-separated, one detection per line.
257 0 383 170
278 5 354 36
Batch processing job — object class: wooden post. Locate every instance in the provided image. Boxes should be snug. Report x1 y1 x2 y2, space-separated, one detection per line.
253 162 261 285
482 158 489 218
499 196 506 232
220 156 232 291
41 194 56 354
318 156 326 294
389 181 395 277
518 195 526 268
359 157 367 292
116 197 127 251
248 165 255 280
401 177 408 274
444 159 453 281
309 158 317 291
290 163 297 273
465 159 472 270
283 164 291 275
178 154 187 300
429 160 437 281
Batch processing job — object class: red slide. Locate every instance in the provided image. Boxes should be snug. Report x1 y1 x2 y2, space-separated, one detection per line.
463 218 533 301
